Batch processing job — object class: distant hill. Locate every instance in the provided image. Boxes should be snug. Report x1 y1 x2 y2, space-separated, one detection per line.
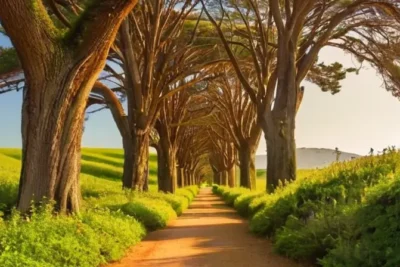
256 148 361 170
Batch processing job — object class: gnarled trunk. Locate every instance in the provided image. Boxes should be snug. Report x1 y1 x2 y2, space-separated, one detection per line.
265 114 296 193
238 143 256 190
18 72 88 213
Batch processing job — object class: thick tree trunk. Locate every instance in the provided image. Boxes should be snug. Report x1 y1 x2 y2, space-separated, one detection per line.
265 114 296 193
123 132 149 190
158 151 177 193
238 144 256 190
157 135 177 193
228 166 235 187
18 75 87 213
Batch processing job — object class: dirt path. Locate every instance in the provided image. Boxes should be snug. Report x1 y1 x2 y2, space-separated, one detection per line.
109 188 302 267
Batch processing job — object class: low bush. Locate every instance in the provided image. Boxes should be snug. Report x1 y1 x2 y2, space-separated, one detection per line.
212 151 400 266
141 192 189 216
121 197 177 231
0 206 145 267
234 192 264 217
321 176 400 267
176 186 199 202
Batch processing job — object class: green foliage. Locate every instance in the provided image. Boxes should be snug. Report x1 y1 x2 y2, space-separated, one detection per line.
80 209 145 262
121 198 177 231
234 192 265 217
0 205 144 267
0 47 20 75
176 186 199 202
321 176 400 267
140 192 189 216
213 151 400 266
0 148 196 266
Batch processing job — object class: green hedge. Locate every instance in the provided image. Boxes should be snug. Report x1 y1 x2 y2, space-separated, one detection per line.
0 206 145 267
121 198 177 231
212 151 400 266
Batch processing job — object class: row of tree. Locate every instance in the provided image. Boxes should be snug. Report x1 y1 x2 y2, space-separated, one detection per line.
0 0 399 213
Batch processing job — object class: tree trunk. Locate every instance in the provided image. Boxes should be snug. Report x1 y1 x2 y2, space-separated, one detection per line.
143 155 149 192
190 172 195 186
157 132 177 193
238 144 256 190
178 167 185 188
183 168 189 185
265 114 296 193
123 132 149 190
213 170 221 185
18 75 88 213
122 137 134 188
221 171 228 186
155 144 166 191
228 165 235 187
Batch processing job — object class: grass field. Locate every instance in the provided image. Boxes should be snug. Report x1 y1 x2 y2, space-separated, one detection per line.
0 148 160 212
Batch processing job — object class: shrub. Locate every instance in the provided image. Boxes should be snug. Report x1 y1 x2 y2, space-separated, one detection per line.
0 206 146 267
81 209 145 262
176 186 199 202
141 192 189 215
121 197 177 231
234 192 264 217
321 176 400 267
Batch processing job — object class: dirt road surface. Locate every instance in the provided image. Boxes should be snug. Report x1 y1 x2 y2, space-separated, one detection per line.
109 187 302 267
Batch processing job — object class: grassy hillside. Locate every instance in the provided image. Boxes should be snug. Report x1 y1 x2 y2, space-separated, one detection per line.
0 148 159 211
0 148 199 266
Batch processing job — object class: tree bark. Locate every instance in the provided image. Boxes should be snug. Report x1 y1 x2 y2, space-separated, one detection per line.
157 125 177 193
18 72 88 213
123 132 149 190
238 144 256 190
184 168 190 185
228 165 236 187
1 0 138 213
265 113 296 193
177 167 185 188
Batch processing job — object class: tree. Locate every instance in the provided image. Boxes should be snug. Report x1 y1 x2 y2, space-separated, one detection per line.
207 128 236 187
207 68 261 189
202 0 400 192
0 0 138 212
155 88 190 193
108 1 217 190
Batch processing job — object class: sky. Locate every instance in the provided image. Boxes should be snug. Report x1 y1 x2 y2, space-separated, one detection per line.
1 36 400 156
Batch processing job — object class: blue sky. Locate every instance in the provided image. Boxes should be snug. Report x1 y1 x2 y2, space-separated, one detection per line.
1 36 400 156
